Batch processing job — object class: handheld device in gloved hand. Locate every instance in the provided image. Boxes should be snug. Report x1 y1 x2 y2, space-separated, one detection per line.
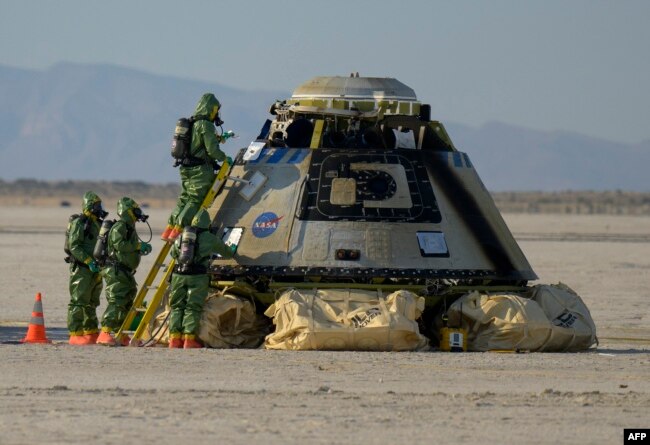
217 130 237 144
88 260 101 273
139 242 152 255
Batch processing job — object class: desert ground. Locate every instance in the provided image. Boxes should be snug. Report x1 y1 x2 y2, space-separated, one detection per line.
0 206 648 445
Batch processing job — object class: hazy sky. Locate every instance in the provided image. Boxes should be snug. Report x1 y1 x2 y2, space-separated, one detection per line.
1 0 649 144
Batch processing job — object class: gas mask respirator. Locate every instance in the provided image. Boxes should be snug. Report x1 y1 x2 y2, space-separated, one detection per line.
91 201 109 219
132 207 149 223
213 109 224 127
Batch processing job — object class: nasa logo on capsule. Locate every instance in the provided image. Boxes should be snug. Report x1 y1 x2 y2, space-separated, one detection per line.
252 212 284 238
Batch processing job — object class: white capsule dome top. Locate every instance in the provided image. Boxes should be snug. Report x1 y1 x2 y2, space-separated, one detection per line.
291 75 417 102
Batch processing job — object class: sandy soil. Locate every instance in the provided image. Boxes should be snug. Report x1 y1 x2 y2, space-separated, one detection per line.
0 206 648 445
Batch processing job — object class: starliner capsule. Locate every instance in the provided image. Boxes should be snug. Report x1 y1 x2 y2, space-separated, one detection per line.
208 74 537 330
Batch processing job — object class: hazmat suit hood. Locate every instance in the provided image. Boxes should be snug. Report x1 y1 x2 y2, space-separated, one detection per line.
194 93 221 121
117 197 139 224
191 208 212 230
82 191 106 220
82 191 101 212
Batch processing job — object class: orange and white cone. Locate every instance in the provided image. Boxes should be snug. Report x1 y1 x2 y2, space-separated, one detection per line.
21 293 52 344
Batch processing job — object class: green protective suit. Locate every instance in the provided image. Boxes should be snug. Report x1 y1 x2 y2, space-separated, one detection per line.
169 209 233 337
101 197 143 332
67 191 103 335
168 93 227 228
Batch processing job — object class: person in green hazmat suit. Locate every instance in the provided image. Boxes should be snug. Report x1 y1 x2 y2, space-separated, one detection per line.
66 191 108 346
161 93 233 242
168 208 234 349
97 197 152 346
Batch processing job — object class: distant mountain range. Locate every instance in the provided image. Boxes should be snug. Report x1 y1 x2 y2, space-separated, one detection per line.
1 62 648 191
0 62 283 184
445 122 650 191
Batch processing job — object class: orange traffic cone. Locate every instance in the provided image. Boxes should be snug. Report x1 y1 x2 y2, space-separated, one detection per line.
21 293 52 344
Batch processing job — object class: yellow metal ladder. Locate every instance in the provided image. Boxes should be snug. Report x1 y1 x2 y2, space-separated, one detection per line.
116 161 233 346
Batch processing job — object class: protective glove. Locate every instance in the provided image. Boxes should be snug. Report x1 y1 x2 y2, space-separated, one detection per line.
226 156 234 166
139 242 152 255
88 260 101 273
229 244 237 255
219 131 236 143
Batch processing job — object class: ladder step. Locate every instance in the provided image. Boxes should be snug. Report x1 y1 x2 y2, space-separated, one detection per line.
135 307 147 312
